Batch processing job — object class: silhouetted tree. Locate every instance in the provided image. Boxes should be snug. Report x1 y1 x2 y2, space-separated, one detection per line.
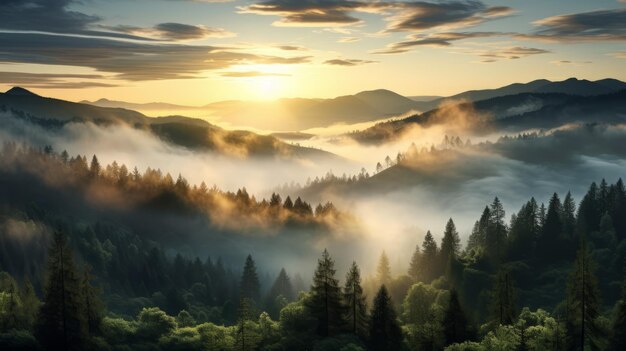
377 251 391 286
491 270 516 326
421 231 439 282
307 249 345 337
443 289 470 347
369 285 403 351
408 243 422 281
566 239 602 351
240 255 261 306
441 218 461 264
36 231 86 351
343 262 368 338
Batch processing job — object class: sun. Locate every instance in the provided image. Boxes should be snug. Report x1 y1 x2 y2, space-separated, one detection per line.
252 76 284 100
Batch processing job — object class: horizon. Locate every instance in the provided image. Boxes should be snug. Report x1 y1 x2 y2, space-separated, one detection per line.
4 76 624 106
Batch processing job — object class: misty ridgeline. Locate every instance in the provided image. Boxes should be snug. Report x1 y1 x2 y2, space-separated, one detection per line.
0 142 625 351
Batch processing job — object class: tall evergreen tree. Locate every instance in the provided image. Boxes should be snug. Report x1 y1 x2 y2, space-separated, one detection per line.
566 240 602 351
307 249 345 337
265 268 293 319
422 231 439 282
377 251 391 286
443 289 470 347
486 197 507 262
491 270 516 326
562 192 577 239
408 244 422 281
441 218 461 263
369 285 403 351
81 265 104 335
36 231 87 351
235 297 260 351
467 207 491 251
538 193 564 262
343 262 368 338
240 255 261 305
577 182 600 236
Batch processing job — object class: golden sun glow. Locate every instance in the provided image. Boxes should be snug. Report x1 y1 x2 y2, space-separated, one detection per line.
251 75 285 100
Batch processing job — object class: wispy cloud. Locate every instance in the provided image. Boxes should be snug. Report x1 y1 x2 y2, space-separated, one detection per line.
220 71 291 77
372 31 509 54
323 59 378 66
103 23 235 41
0 72 119 89
518 8 626 42
0 32 311 81
239 0 513 31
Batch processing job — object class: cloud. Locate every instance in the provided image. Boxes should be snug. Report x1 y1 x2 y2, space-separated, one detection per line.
239 0 372 27
0 0 153 41
455 46 550 62
104 23 235 41
373 31 508 54
549 60 592 66
0 32 311 81
519 8 626 42
609 51 626 59
220 71 291 77
323 59 378 66
0 72 119 89
386 1 514 32
239 0 513 31
275 45 308 51
338 37 361 43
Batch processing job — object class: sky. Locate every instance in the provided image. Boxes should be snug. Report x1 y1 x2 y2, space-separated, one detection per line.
0 0 624 105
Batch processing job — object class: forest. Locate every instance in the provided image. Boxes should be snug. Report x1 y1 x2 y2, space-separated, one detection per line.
0 142 624 351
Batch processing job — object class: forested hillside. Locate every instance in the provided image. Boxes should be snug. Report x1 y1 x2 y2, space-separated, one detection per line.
1 141 625 350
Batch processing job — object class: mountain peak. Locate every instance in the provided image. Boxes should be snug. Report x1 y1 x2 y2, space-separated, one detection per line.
5 87 39 97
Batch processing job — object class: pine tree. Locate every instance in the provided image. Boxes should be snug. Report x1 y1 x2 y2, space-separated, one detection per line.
562 192 577 239
441 218 461 263
491 270 516 326
81 265 104 335
235 297 260 351
538 193 563 262
486 197 507 262
369 285 403 351
443 289 470 347
422 231 439 282
377 251 391 286
408 243 422 281
265 268 293 319
343 262 368 338
89 155 100 178
240 255 261 305
36 231 87 351
566 239 601 351
307 249 345 336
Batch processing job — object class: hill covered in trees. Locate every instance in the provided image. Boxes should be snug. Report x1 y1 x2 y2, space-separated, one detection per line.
1 137 625 350
0 87 336 160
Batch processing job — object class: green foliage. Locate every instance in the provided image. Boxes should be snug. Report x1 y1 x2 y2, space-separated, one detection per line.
136 307 176 340
240 255 261 306
490 270 516 326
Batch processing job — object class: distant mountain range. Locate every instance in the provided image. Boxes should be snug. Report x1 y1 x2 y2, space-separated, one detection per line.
350 81 626 144
81 78 626 131
0 87 337 160
83 89 424 131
